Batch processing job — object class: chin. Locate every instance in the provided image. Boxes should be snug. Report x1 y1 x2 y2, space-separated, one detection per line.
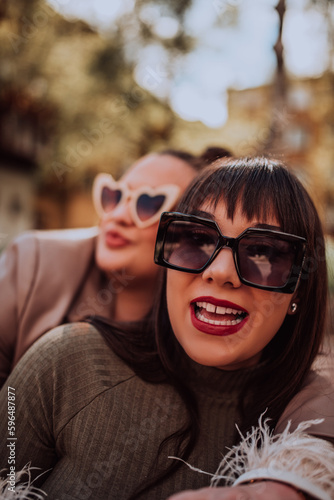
96 256 122 275
183 346 222 367
181 340 247 370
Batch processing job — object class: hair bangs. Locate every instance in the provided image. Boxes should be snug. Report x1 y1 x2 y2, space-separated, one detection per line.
177 157 311 238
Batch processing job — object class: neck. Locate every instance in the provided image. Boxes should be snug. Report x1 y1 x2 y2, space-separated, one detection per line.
113 276 157 322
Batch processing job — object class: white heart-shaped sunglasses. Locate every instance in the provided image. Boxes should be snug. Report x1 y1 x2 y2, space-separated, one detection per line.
92 173 181 228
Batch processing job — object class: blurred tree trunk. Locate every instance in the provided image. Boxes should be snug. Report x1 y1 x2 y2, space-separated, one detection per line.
262 0 287 154
274 0 286 105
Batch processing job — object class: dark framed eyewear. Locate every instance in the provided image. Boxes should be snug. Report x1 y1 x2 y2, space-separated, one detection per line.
154 212 307 294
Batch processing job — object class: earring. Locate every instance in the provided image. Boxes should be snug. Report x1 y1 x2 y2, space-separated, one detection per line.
291 303 298 313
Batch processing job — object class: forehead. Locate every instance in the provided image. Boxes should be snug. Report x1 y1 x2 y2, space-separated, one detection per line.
200 199 280 230
122 154 196 190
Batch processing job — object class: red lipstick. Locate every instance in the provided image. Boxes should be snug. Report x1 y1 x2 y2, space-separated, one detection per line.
190 296 249 336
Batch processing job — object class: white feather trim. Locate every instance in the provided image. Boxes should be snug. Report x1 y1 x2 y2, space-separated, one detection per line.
211 415 334 500
0 464 46 499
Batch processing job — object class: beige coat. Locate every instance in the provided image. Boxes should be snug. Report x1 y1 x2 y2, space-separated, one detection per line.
0 227 114 387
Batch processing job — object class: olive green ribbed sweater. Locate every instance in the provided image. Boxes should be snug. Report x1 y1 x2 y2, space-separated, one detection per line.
0 323 253 500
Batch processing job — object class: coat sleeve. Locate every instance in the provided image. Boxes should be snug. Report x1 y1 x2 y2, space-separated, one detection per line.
275 367 334 441
210 416 334 500
0 234 37 388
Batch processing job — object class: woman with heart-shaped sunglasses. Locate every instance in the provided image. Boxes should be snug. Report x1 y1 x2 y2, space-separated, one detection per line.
93 151 204 322
0 147 232 387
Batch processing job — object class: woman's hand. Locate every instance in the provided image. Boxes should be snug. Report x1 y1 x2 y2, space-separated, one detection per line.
167 481 305 499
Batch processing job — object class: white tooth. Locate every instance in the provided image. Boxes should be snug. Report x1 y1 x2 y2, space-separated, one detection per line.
196 303 246 317
196 309 244 327
206 303 216 313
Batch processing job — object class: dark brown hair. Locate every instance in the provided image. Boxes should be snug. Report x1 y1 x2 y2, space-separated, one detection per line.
159 146 232 171
158 156 328 425
88 156 328 499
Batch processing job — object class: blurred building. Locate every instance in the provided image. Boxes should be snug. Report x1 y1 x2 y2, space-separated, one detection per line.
0 87 55 250
172 73 334 235
0 1 333 244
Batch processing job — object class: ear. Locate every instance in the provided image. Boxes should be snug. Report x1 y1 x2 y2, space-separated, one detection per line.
287 294 299 315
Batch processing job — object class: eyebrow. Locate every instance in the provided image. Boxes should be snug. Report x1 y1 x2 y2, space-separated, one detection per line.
189 210 282 231
189 209 216 220
253 223 282 230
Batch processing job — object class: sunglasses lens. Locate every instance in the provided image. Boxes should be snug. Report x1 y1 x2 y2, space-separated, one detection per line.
101 187 122 212
137 194 166 222
163 221 219 270
238 235 298 287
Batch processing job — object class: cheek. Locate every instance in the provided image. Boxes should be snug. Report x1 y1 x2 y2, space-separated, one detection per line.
249 292 291 339
166 273 179 330
98 216 109 232
140 224 159 247
166 272 189 339
95 230 106 260
166 273 176 316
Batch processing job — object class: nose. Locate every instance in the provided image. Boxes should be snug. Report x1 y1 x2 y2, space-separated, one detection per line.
201 247 241 288
103 196 134 226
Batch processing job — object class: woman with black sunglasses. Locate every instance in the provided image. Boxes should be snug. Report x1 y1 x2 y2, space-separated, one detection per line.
0 147 231 389
0 157 332 500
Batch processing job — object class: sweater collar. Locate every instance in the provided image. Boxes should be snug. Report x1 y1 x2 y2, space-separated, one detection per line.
185 357 265 399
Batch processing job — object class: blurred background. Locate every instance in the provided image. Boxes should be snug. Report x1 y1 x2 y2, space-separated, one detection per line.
0 0 333 298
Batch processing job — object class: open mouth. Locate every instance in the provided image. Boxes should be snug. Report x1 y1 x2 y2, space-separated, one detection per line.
194 301 248 326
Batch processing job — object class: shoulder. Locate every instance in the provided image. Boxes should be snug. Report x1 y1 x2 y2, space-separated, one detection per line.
14 226 98 251
276 368 334 439
2 227 98 266
13 229 99 289
32 226 99 243
5 323 136 440
20 322 135 385
9 323 135 422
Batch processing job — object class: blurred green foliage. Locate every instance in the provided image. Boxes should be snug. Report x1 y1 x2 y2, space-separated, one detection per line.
0 0 197 188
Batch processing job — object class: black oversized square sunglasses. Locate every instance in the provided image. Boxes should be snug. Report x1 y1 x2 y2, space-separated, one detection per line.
154 212 307 294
